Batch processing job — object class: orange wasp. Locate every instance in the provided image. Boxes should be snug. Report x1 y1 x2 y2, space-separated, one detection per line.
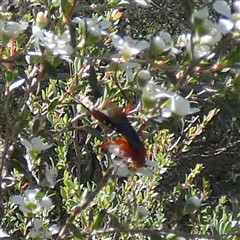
91 100 147 169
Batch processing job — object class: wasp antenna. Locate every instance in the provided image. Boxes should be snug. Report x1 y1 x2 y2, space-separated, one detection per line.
112 61 131 103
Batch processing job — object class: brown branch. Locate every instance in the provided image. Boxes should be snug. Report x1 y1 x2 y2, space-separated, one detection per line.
62 0 78 29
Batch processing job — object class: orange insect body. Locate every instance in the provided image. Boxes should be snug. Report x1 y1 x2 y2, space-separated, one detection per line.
92 100 146 169
102 137 146 169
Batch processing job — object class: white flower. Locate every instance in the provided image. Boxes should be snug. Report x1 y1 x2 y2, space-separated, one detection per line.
0 229 9 238
178 33 192 49
193 45 213 59
0 20 28 37
186 2 240 60
142 81 172 99
142 82 172 109
43 30 73 55
76 94 94 110
212 1 236 34
27 218 59 239
178 33 214 59
11 189 52 215
108 141 158 177
72 17 111 38
235 20 240 31
113 158 157 177
32 25 44 45
142 82 200 118
152 31 172 52
113 160 130 177
42 162 58 187
32 26 73 57
1 176 15 190
162 94 200 118
20 136 52 151
111 35 149 61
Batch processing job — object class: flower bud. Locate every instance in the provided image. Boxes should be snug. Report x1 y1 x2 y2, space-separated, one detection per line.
183 196 201 215
142 95 157 109
166 233 177 240
135 70 151 88
36 12 48 29
136 206 149 219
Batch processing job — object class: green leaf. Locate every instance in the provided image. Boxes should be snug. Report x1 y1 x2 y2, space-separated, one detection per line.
61 0 71 17
5 71 15 84
56 73 70 80
21 107 30 121
68 223 84 238
82 126 103 141
10 158 28 174
231 199 240 219
166 234 177 240
73 57 82 75
35 190 45 200
25 55 43 64
108 213 123 228
91 210 107 230
32 119 41 135
222 220 232 234
44 60 57 78
48 98 59 112
88 65 98 96
226 45 240 64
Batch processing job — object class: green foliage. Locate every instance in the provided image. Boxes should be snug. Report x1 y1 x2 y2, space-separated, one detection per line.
1 0 240 239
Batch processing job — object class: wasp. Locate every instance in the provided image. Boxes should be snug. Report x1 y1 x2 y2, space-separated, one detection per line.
91 100 146 169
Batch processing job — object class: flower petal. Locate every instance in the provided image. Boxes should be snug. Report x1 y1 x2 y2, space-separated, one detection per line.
234 0 240 13
108 144 121 156
0 229 9 237
48 225 59 235
213 1 232 19
33 218 42 231
11 195 24 205
217 18 233 35
31 137 52 151
188 107 200 115
145 159 158 167
25 189 38 201
20 138 33 149
136 168 154 176
113 160 130 177
40 196 52 210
